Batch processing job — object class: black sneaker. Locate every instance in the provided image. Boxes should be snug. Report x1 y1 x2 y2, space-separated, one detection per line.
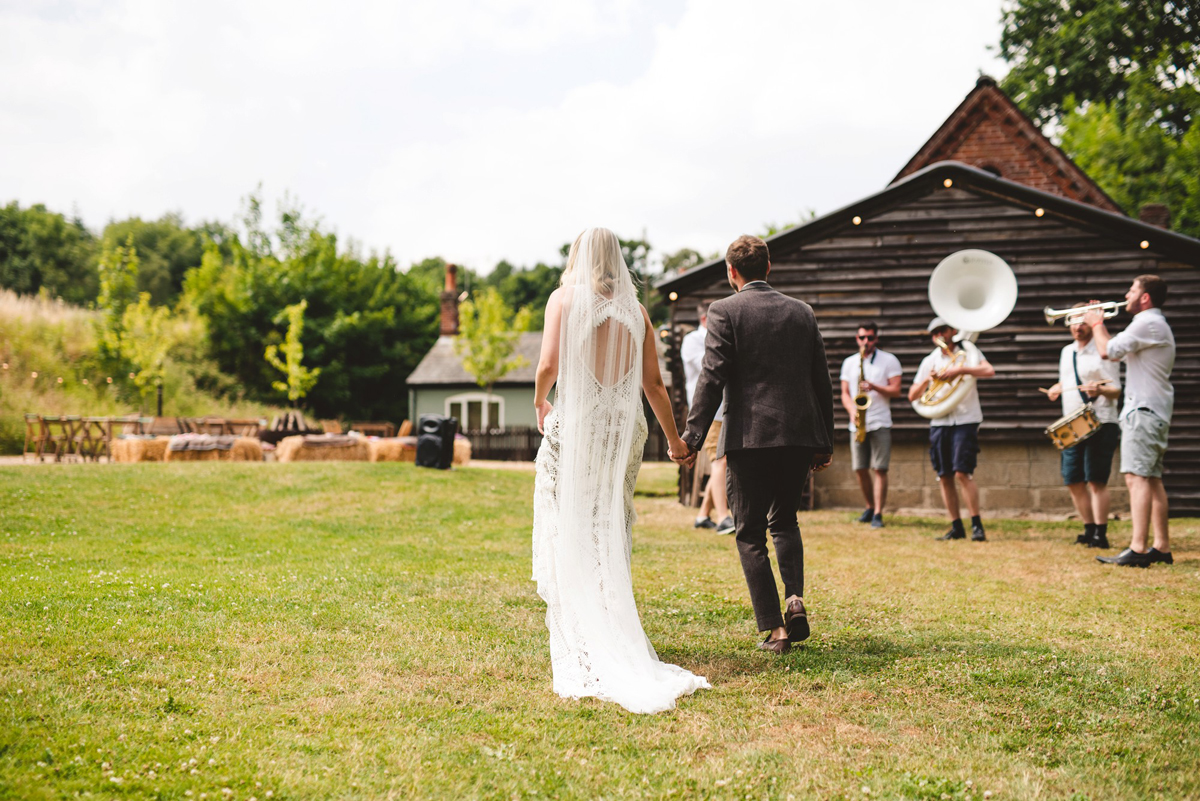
1148 548 1174 565
870 513 884 528
693 517 717 530
716 516 736 535
971 523 987 542
857 508 874 523
937 528 965 541
1088 531 1110 549
1074 532 1092 545
1096 548 1152 567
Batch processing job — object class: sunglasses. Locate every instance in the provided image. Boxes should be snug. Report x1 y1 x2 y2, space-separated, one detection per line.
856 334 877 341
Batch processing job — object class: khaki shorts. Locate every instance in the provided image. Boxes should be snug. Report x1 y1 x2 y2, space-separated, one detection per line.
1120 409 1169 478
851 427 892 471
703 420 723 461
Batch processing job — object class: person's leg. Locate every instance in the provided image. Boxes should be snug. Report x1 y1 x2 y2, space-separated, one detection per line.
870 428 891 519
956 472 981 517
873 469 888 515
710 456 730 522
938 474 961 520
765 448 813 643
698 480 714 519
1066 482 1094 524
855 468 873 510
1125 473 1152 553
1087 482 1109 526
725 450 786 634
1149 477 1170 553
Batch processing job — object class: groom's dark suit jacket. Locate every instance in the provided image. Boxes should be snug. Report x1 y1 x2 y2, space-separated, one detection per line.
682 282 834 458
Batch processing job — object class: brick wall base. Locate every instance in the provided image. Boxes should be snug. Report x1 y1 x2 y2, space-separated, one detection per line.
813 440 1129 519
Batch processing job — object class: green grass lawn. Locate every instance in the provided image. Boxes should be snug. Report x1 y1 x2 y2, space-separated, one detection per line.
1 462 1198 800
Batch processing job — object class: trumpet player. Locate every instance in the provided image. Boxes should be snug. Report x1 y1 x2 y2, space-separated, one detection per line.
908 318 996 542
1088 275 1176 568
839 321 903 528
1045 302 1121 549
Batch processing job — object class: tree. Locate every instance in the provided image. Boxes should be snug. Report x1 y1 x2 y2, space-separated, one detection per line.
0 202 98 303
997 0 1200 235
454 287 533 412
265 299 321 407
662 248 705 275
182 196 439 422
103 213 205 305
998 1 1199 134
483 260 562 330
120 293 177 406
96 235 141 362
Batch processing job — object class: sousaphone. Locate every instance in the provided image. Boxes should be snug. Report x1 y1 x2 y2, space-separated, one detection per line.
912 249 1018 419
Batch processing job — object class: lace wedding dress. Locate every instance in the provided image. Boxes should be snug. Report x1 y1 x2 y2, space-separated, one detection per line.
531 228 710 714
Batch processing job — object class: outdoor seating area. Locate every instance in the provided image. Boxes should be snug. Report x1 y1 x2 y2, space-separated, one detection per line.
19 412 447 466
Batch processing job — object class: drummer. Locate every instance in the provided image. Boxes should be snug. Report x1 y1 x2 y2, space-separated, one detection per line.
1045 301 1122 549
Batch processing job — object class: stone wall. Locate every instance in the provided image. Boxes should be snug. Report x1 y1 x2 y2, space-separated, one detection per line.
812 439 1130 519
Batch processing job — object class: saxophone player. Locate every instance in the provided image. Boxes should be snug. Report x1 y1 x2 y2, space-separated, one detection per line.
839 320 903 528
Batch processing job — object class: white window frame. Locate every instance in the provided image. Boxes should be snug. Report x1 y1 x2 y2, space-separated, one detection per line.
445 392 505 430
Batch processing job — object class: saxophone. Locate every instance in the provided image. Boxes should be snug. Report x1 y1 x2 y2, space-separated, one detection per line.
853 345 872 443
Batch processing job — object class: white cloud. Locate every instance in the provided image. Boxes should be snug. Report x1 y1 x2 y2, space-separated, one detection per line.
1 0 1006 272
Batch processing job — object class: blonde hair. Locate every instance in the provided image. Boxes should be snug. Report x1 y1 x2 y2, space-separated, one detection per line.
560 228 632 295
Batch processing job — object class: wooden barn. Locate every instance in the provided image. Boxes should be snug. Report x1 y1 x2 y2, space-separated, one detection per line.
656 81 1200 517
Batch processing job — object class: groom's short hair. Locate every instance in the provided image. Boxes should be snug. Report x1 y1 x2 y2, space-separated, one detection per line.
726 235 770 281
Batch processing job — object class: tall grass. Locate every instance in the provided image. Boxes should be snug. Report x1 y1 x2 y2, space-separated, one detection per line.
0 290 279 453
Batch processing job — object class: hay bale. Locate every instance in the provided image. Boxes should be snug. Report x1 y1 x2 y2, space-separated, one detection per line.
228 437 263 461
111 436 170 462
453 437 471 465
165 447 220 462
368 437 417 463
276 434 369 462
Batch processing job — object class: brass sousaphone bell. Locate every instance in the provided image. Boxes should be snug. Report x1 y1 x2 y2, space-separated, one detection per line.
912 249 1018 419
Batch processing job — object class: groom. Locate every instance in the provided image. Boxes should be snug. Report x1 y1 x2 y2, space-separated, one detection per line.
678 235 834 654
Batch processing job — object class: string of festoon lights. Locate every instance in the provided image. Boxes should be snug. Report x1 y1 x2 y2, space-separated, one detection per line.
0 362 132 386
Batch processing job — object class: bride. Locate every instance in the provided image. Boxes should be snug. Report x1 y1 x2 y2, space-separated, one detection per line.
531 227 710 714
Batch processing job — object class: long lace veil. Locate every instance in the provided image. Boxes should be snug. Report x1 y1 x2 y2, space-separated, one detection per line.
532 228 709 713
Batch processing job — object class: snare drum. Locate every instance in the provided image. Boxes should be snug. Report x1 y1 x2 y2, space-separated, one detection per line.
1044 403 1101 450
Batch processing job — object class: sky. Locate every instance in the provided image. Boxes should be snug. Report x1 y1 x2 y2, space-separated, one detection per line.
1 0 1010 273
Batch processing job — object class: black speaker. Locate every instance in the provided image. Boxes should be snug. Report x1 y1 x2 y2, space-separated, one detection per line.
415 414 458 469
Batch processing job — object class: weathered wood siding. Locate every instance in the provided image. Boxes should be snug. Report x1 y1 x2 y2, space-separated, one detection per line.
665 184 1199 515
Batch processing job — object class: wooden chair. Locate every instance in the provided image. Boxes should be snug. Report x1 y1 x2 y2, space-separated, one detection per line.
319 419 343 435
226 418 264 437
397 419 413 437
23 414 48 462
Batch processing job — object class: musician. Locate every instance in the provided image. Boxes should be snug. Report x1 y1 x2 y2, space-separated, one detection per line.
682 302 733 534
908 317 996 542
839 320 903 528
1046 302 1121 548
1087 275 1175 568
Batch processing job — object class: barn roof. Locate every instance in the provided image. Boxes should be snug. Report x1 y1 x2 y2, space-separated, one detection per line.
893 76 1123 214
407 332 543 386
655 160 1200 296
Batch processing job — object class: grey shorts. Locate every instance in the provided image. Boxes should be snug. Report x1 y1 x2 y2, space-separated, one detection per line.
851 427 892 471
1120 409 1169 478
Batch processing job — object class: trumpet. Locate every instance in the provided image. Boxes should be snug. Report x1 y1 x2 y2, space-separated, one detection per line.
1043 301 1122 326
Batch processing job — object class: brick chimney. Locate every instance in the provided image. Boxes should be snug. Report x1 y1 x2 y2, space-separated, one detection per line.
1138 203 1171 230
440 263 459 336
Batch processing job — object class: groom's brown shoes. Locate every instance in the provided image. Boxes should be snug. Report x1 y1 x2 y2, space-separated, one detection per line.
758 635 791 655
785 598 810 643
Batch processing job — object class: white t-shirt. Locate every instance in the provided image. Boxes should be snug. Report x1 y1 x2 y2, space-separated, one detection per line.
915 346 985 426
1057 338 1121 424
1105 307 1175 423
681 325 724 422
839 348 903 433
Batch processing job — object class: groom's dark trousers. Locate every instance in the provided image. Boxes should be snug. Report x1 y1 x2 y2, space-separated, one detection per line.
682 282 834 632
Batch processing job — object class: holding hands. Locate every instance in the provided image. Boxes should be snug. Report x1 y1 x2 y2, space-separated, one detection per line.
669 438 696 468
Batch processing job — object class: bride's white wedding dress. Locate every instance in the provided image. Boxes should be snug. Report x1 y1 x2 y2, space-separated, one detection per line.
531 230 710 714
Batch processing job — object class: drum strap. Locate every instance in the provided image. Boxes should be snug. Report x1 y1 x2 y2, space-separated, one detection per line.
1072 351 1095 403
